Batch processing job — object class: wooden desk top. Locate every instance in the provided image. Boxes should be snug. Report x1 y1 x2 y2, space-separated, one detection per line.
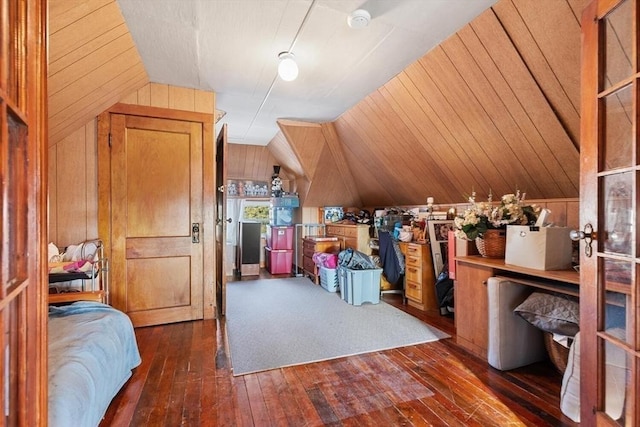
456 256 580 286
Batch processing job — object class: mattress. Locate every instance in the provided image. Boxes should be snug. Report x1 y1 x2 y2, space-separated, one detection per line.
48 302 141 427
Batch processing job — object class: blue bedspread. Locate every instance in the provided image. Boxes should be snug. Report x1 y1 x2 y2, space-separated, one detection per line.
48 302 141 427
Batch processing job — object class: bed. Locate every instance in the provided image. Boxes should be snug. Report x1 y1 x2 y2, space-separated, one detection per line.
48 301 141 427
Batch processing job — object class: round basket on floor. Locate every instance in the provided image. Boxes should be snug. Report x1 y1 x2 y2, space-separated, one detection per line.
544 332 570 373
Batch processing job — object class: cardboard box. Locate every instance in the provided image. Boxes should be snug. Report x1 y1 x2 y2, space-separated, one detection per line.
505 225 572 270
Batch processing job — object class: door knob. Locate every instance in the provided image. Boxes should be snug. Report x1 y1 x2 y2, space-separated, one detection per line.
226 218 232 223
570 223 595 257
192 223 200 243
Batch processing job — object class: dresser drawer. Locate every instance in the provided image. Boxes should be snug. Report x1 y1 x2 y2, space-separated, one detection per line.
342 227 358 238
303 246 316 257
405 244 422 257
405 280 422 303
325 225 342 236
405 255 421 267
303 256 315 273
405 265 421 282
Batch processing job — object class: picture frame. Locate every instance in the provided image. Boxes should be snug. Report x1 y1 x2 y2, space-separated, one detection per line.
427 220 455 274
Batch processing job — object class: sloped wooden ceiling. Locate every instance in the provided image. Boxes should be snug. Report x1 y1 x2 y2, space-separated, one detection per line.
48 0 149 146
269 0 585 207
276 120 362 207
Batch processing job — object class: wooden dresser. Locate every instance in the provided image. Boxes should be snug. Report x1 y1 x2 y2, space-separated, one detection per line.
325 223 371 255
302 237 341 283
455 256 579 359
400 242 438 311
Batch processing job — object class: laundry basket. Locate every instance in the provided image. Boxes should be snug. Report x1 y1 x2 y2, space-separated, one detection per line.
319 267 339 292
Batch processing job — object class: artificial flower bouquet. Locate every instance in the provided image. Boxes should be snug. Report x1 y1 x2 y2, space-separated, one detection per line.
454 190 540 240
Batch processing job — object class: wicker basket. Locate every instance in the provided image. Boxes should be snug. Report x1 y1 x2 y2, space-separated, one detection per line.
543 332 570 373
475 229 506 258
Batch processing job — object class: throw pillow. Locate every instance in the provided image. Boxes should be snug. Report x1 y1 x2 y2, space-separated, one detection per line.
514 292 579 336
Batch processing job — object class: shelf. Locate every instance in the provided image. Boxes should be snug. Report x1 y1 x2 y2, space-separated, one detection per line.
49 291 105 304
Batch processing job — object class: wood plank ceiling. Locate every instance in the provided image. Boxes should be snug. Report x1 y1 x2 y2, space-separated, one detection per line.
47 0 586 209
271 0 585 207
48 0 148 147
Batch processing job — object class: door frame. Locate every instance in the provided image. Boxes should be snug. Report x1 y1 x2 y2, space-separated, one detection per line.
97 103 217 319
215 123 228 316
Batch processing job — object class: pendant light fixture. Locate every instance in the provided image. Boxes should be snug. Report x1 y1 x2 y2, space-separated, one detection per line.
278 52 298 81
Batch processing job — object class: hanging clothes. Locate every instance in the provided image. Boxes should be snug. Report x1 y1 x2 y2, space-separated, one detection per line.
378 231 405 286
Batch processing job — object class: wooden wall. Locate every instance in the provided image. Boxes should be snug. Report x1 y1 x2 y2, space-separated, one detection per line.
47 0 587 234
48 83 215 247
267 0 586 208
48 0 148 147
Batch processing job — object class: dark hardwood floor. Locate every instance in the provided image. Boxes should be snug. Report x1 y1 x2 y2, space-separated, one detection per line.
101 270 576 426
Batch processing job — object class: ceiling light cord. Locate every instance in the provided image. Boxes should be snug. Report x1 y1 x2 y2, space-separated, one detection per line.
287 0 317 53
242 0 317 141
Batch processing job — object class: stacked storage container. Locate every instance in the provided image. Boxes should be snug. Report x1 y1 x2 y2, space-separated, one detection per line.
265 195 298 275
265 225 293 274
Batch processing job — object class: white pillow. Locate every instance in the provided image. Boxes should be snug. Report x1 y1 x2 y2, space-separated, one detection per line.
560 329 627 422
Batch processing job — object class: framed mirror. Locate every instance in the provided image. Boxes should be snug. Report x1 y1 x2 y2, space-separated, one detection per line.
427 220 455 274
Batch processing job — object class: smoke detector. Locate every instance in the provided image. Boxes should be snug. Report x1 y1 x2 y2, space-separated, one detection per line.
347 9 371 29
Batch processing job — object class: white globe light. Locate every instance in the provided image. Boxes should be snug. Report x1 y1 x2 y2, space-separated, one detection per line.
278 52 298 81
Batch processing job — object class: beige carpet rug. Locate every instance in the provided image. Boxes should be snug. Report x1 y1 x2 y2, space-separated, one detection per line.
226 277 450 376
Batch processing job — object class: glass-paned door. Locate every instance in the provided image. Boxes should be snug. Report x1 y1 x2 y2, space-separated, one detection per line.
0 0 48 423
581 0 639 424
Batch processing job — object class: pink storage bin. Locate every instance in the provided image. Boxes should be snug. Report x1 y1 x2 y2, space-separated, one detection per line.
266 225 294 250
265 247 292 275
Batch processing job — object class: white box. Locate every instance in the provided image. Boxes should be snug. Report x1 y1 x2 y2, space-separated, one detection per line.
505 226 572 270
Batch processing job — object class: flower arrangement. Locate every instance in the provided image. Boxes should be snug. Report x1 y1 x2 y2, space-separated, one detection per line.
454 190 540 241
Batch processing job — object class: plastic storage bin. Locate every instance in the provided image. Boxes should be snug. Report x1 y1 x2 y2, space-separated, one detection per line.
338 267 382 305
266 225 294 250
319 267 339 292
269 207 294 226
270 196 299 207
265 247 292 275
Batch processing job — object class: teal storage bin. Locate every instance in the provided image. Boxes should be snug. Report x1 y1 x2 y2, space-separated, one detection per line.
337 267 382 305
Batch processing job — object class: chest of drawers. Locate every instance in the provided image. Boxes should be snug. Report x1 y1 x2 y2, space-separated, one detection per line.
325 223 371 255
401 242 437 311
302 237 341 283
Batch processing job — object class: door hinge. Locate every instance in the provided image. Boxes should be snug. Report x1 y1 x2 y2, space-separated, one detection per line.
108 133 112 147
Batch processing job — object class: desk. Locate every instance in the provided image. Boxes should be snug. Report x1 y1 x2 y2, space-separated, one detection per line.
454 256 579 359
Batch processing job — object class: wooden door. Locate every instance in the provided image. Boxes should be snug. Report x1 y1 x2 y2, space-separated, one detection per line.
0 0 48 423
215 124 228 316
581 0 638 424
104 109 206 327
